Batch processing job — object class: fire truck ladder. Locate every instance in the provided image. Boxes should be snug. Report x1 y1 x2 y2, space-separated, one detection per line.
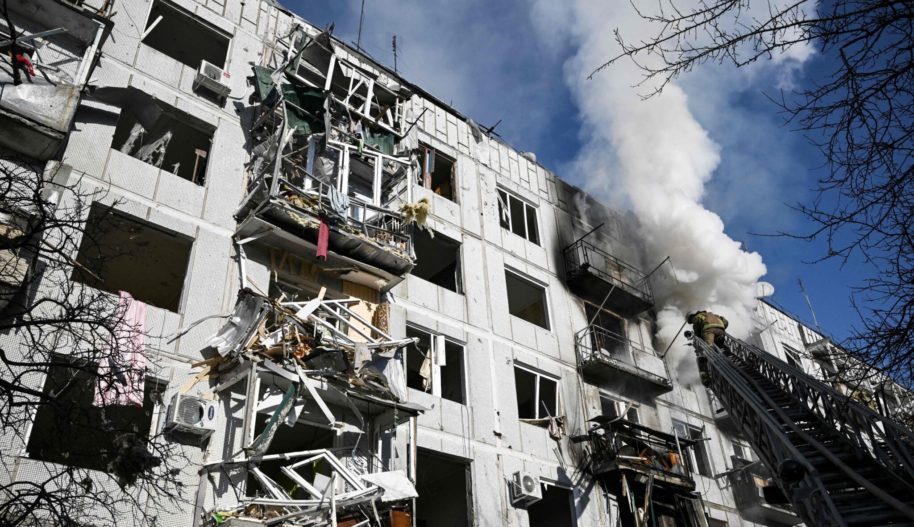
694 335 914 526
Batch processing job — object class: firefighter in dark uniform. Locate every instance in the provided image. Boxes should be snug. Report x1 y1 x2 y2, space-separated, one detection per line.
687 310 728 348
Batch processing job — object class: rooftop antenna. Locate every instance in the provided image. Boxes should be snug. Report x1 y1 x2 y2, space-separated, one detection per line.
798 278 821 331
391 35 398 73
356 0 366 51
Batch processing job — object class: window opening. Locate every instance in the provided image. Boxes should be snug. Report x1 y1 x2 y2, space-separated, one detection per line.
421 144 456 202
415 450 471 527
142 0 230 69
514 366 558 420
672 420 713 478
27 356 163 475
505 270 549 329
110 96 215 184
527 484 576 527
72 205 193 312
412 229 461 293
599 395 639 424
405 326 465 404
585 303 627 358
497 189 539 245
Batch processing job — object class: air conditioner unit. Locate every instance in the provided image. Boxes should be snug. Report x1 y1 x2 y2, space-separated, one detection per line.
166 393 218 436
510 471 542 507
194 60 232 98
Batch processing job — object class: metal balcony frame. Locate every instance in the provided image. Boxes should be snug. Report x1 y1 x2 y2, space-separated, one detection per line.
588 419 697 489
563 238 654 307
575 324 673 390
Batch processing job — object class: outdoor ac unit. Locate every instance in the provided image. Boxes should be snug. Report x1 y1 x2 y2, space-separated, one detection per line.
194 60 232 98
166 393 218 436
510 471 542 507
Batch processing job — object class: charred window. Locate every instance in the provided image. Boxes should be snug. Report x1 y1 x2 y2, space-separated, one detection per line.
505 270 549 329
72 205 192 312
412 229 461 293
673 420 713 478
527 485 575 527
110 94 214 184
142 0 230 69
497 188 539 245
514 365 558 420
421 144 456 201
27 356 163 474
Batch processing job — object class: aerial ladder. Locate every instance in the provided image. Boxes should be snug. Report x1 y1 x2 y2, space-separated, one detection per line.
694 333 914 526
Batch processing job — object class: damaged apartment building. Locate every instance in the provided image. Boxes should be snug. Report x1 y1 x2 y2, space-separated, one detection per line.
3 0 914 526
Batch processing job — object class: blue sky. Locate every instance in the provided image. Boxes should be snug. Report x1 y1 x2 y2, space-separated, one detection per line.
287 0 870 342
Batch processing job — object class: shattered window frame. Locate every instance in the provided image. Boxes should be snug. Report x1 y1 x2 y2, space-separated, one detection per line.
411 228 463 294
404 325 466 404
141 0 231 70
514 364 559 421
420 143 457 203
599 394 639 424
672 420 714 478
25 354 166 475
497 188 539 245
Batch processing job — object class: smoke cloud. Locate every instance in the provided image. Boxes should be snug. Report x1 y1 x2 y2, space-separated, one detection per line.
531 1 813 385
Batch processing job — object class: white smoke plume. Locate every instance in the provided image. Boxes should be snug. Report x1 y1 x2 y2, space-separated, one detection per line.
531 1 814 385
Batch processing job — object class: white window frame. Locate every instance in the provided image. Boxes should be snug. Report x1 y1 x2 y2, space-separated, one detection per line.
672 419 713 478
405 325 465 402
599 393 639 423
504 268 551 330
497 187 539 245
514 364 559 421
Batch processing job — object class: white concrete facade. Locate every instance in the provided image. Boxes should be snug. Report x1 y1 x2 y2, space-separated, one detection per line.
1 1 860 526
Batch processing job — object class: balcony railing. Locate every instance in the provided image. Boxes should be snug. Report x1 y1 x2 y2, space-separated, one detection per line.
587 419 696 489
728 456 800 525
575 325 672 391
563 239 653 315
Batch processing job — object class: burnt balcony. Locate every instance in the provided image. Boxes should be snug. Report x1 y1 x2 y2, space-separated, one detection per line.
575 325 672 392
729 456 800 526
0 0 111 160
564 239 653 316
587 419 696 490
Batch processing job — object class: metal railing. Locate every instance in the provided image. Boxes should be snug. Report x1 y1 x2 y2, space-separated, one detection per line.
694 338 844 526
254 162 412 257
588 419 694 483
575 324 671 387
563 239 653 305
725 335 914 484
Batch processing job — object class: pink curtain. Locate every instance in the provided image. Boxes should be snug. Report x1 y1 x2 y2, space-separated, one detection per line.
94 291 147 407
316 219 330 261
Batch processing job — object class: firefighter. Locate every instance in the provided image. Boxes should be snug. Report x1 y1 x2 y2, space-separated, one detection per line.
687 310 728 348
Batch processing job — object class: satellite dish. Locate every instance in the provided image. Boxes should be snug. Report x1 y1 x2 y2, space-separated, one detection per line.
756 282 775 298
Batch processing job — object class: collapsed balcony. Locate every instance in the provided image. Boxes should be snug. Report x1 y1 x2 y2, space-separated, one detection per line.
236 26 418 289
575 324 673 392
193 289 424 525
578 419 708 526
564 239 654 316
728 456 800 526
0 0 111 160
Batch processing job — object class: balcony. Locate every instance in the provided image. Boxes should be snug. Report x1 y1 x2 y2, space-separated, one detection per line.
0 0 111 160
587 419 696 490
729 456 800 526
238 28 418 289
575 325 672 392
563 239 653 316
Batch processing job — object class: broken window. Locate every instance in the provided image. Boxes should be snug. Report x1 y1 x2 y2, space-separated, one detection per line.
27 356 162 474
412 229 461 293
514 365 558 420
246 414 336 498
110 95 214 184
599 395 639 424
415 450 471 527
585 303 627 357
142 0 230 69
421 144 456 202
527 484 576 527
405 326 465 404
72 204 193 312
497 188 539 245
672 420 713 478
505 270 549 329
